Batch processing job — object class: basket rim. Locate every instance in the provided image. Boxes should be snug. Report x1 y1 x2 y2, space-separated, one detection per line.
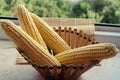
32 61 99 69
54 27 99 44
17 48 100 69
16 28 100 68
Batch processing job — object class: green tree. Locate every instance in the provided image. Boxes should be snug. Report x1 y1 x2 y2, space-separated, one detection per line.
85 0 113 22
101 5 117 23
0 0 6 15
71 1 90 18
32 0 58 17
0 0 120 24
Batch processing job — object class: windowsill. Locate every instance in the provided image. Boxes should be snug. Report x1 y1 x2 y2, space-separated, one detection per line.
95 31 120 37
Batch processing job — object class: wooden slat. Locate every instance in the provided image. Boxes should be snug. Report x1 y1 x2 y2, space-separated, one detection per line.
78 30 84 47
73 29 77 48
63 27 67 42
82 33 89 46
67 27 71 46
16 54 28 64
75 34 80 48
87 35 95 45
58 27 62 37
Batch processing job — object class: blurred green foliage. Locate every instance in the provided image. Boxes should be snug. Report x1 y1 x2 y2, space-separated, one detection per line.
0 0 120 24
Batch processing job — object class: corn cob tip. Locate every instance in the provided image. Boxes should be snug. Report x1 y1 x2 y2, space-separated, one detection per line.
17 4 25 9
0 20 9 27
0 19 11 23
0 21 10 39
16 4 26 15
0 19 6 23
0 20 3 25
100 43 119 56
0 20 13 38
109 43 119 55
0 20 17 33
0 20 4 29
87 43 119 57
0 20 15 27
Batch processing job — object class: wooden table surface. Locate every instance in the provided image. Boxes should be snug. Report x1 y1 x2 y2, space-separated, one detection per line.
0 40 120 80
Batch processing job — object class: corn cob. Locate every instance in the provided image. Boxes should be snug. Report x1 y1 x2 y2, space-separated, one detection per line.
55 43 119 65
30 13 71 54
0 20 60 66
16 5 48 50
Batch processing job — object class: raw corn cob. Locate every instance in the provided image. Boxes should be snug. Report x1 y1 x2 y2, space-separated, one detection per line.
0 20 60 66
30 13 71 54
55 43 119 65
16 5 48 50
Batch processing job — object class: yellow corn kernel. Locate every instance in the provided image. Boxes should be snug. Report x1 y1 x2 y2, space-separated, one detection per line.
31 13 71 54
55 43 119 65
17 5 48 50
0 20 61 66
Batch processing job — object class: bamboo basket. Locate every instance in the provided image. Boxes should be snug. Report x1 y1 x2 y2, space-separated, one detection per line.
17 27 99 80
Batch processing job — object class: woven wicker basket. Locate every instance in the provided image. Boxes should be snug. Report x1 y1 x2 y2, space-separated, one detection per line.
17 27 99 80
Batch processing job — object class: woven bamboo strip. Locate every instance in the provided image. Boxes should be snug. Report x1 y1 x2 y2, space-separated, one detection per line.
63 27 67 42
73 29 77 48
78 30 84 47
